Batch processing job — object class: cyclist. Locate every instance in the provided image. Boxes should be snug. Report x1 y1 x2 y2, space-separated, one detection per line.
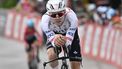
24 19 41 68
40 0 82 69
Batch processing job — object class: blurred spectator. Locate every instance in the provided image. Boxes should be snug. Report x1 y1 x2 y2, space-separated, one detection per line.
34 0 47 15
88 0 121 10
88 0 116 26
111 1 122 28
15 0 36 15
94 0 110 6
67 0 121 28
97 6 116 19
69 0 90 25
109 0 121 9
15 0 48 17
86 3 96 22
94 6 116 25
112 15 121 24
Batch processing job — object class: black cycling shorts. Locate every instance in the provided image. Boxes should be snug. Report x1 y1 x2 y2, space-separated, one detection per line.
25 35 37 52
25 35 37 45
46 31 82 62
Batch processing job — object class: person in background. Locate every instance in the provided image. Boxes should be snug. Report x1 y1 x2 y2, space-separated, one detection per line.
15 0 35 14
40 0 82 69
34 0 47 15
24 19 41 68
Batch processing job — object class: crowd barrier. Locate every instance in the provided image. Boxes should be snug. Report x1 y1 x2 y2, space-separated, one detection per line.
0 15 5 27
79 24 122 69
4 12 122 69
4 11 43 43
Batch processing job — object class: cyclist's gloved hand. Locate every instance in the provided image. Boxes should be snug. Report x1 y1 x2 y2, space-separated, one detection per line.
54 34 66 47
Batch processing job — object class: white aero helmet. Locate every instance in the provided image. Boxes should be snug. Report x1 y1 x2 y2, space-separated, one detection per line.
46 0 66 13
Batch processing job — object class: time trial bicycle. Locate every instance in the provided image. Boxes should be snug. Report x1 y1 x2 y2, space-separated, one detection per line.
43 46 82 69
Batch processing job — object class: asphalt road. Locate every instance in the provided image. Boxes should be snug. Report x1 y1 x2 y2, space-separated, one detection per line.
0 37 118 69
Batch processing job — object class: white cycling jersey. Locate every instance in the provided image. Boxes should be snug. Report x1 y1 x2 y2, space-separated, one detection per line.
40 8 78 46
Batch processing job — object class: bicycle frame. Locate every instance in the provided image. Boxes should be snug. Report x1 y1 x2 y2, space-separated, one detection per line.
43 46 82 69
60 46 69 69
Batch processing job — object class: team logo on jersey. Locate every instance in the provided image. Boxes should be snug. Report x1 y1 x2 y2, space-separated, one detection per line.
48 20 70 34
73 51 78 54
47 33 54 38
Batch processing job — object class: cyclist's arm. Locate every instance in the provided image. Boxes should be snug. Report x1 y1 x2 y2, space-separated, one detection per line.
34 27 41 37
23 27 30 46
65 9 78 46
40 15 56 46
23 27 28 42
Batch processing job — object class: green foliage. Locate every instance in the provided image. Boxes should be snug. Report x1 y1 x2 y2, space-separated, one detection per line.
0 0 18 9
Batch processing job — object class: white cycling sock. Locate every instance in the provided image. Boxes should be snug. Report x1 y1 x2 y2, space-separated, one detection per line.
53 65 58 69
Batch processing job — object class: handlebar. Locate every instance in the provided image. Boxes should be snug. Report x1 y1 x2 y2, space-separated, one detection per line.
43 56 82 67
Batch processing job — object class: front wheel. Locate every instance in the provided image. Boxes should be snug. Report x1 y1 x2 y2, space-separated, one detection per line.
61 64 68 69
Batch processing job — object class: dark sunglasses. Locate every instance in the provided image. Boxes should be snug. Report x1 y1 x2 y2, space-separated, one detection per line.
50 12 65 18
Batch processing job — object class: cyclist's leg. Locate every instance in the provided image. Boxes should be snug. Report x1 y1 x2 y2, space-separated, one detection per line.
46 42 59 69
33 40 41 62
70 61 81 69
25 44 33 68
69 44 82 69
69 35 82 69
25 44 33 64
30 35 41 63
25 35 38 67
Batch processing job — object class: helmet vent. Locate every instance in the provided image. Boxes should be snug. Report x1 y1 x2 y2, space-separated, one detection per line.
59 2 62 9
50 4 54 9
46 8 50 11
63 4 65 8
